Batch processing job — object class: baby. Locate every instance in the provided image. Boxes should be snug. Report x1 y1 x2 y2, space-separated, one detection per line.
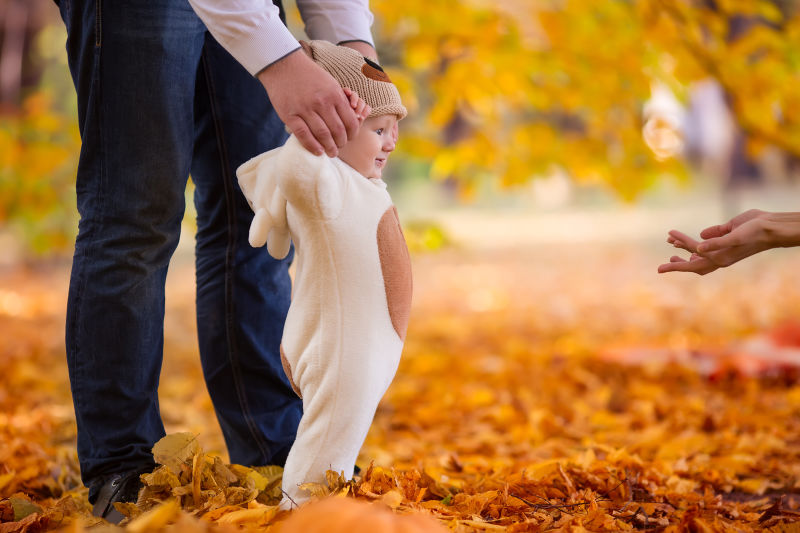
236 40 411 509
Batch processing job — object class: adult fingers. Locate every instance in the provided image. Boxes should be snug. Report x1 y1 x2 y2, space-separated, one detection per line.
667 230 700 252
286 116 325 156
696 233 742 254
304 112 340 157
667 236 693 252
658 256 716 275
315 101 350 151
658 260 685 273
332 96 360 142
699 222 732 240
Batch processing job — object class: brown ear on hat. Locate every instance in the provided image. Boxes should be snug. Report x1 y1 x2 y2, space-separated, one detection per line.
362 57 391 83
299 40 314 59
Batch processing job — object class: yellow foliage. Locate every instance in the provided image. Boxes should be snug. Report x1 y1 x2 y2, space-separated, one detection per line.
372 0 800 198
0 91 80 254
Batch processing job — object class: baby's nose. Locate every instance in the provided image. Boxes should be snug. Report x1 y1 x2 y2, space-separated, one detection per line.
383 137 396 152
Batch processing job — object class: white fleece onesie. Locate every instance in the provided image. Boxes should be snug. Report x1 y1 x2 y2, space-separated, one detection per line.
236 134 412 509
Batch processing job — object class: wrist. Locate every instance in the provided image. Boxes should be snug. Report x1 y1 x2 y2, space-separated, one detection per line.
256 47 306 90
339 40 377 61
762 212 800 248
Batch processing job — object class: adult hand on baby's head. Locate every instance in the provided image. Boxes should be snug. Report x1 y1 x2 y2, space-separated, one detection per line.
258 49 360 157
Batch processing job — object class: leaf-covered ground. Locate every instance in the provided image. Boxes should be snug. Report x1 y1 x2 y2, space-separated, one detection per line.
2 241 800 531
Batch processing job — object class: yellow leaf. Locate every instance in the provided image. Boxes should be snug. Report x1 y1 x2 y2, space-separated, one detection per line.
126 499 180 533
152 433 200 474
246 470 268 492
381 490 404 509
298 481 330 498
141 466 181 489
216 506 278 526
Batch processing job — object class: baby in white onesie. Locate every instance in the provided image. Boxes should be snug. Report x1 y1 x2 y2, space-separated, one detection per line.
236 40 411 509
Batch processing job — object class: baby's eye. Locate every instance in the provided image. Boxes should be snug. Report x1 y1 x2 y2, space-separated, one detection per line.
375 128 384 135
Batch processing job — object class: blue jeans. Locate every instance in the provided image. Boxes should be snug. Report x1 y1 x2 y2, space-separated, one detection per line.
56 0 302 500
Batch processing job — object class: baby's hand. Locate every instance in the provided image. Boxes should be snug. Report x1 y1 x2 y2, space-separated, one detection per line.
343 87 371 124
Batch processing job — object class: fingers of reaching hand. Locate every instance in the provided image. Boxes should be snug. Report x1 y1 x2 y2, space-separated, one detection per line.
658 254 717 275
696 233 740 254
667 230 699 252
699 223 731 240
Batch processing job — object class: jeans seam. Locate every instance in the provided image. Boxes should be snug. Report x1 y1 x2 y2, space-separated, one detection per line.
200 49 271 461
94 0 101 47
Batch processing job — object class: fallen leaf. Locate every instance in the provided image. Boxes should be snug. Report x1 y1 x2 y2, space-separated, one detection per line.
152 434 200 475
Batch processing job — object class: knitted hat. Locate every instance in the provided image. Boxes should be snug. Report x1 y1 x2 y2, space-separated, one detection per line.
300 40 407 120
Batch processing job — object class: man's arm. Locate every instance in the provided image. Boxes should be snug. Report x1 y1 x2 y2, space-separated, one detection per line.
296 0 376 58
188 0 376 155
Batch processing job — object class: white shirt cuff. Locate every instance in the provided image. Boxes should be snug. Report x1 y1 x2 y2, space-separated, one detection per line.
297 0 375 46
188 0 302 76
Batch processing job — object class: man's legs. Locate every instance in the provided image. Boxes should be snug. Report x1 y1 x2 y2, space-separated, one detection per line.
191 34 302 467
60 0 206 499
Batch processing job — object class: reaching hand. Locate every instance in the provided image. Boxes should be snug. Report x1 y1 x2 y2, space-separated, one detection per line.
257 49 361 157
696 209 765 249
658 210 772 275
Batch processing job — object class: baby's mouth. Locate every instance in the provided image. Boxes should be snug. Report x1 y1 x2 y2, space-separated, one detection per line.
375 158 386 168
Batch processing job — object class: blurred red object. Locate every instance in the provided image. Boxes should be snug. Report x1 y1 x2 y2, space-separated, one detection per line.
770 320 800 348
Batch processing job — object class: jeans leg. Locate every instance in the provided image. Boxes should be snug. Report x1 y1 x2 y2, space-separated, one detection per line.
59 0 206 498
191 34 302 467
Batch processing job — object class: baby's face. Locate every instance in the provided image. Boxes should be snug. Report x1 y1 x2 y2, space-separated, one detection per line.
337 114 398 179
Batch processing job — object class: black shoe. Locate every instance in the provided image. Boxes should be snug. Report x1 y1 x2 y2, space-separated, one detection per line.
91 468 148 524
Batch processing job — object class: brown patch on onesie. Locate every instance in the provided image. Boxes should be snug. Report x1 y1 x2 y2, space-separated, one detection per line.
377 206 412 340
280 345 302 398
